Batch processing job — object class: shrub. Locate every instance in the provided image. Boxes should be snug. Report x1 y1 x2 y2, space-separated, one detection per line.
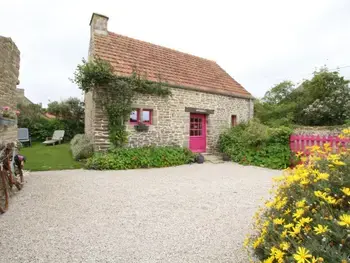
245 133 350 262
70 134 93 160
18 117 84 142
86 146 195 170
218 120 293 169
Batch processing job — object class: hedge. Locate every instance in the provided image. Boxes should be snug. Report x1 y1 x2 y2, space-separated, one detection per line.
218 120 293 169
86 146 195 170
18 117 84 142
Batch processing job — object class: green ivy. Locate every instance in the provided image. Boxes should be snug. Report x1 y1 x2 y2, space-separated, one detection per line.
219 120 293 169
72 58 171 147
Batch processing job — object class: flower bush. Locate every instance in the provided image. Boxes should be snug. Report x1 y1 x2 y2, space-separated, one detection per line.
0 106 18 119
70 134 93 160
245 129 350 262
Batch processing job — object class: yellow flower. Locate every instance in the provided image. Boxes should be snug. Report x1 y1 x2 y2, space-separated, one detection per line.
342 128 350 135
275 197 288 210
313 224 329 235
293 247 312 263
298 217 313 226
243 237 249 248
284 223 294 229
281 230 288 238
289 225 301 237
327 154 340 162
325 196 336 205
263 256 274 263
341 187 350 196
293 209 304 219
333 160 346 166
316 172 329 181
253 237 263 248
284 208 291 215
280 242 290 251
338 214 350 228
296 199 306 208
273 218 285 225
262 221 269 227
300 178 310 185
314 191 327 199
274 249 285 262
265 201 273 208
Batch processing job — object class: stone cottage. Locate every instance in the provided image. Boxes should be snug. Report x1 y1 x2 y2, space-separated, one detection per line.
85 13 253 153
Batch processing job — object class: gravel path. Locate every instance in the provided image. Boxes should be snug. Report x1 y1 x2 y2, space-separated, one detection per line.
0 163 280 263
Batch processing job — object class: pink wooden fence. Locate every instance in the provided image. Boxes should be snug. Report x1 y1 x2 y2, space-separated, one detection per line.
290 135 350 155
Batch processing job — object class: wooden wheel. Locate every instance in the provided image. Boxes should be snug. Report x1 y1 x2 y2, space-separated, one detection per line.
0 168 9 214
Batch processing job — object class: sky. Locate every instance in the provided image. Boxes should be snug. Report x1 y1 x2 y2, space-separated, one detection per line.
1 0 350 106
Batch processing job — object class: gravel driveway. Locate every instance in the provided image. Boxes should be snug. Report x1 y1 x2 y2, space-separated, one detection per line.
0 163 280 263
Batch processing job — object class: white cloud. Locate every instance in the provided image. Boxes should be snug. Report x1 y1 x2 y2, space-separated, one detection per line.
1 0 349 105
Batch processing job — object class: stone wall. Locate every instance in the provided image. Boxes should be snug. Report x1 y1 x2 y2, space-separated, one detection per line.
293 127 342 136
0 36 20 144
87 87 253 152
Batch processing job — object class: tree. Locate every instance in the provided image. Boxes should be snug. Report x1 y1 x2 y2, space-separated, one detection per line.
255 67 350 126
255 81 296 127
47 97 84 121
297 68 350 125
262 81 295 104
17 103 44 127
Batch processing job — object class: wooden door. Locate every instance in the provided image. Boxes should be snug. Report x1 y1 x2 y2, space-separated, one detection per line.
189 113 206 152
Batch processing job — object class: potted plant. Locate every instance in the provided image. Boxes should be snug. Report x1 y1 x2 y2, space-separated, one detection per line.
134 122 149 132
0 106 18 126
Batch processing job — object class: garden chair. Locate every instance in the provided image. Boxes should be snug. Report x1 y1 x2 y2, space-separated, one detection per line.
18 128 31 146
43 130 65 146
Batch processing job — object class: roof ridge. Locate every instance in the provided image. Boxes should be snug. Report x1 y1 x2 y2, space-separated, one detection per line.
108 31 217 64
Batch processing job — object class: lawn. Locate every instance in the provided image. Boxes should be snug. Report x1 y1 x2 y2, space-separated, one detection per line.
20 143 82 171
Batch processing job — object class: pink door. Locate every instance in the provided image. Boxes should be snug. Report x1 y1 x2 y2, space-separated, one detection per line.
189 114 206 152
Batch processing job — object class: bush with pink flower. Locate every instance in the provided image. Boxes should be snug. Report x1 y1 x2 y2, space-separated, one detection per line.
0 106 18 120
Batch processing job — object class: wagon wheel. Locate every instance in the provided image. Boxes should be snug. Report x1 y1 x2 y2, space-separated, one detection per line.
0 168 9 214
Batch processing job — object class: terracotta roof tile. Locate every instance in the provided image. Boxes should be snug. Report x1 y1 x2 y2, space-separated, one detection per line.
93 32 252 98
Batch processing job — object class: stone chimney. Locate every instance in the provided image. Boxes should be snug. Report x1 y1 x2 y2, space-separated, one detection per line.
89 13 109 35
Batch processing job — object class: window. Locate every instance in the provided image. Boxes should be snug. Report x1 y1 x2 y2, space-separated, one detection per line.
129 108 152 125
130 109 139 123
142 109 152 124
231 115 237 127
190 117 202 136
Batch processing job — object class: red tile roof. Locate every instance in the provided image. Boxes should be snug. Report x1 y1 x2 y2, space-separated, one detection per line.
93 32 252 98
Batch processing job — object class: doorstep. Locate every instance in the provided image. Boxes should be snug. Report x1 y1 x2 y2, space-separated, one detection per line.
201 154 224 164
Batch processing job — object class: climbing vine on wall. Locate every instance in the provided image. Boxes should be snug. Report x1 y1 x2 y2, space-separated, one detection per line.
72 58 171 147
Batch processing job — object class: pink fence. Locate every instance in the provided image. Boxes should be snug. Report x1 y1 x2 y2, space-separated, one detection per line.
290 135 350 155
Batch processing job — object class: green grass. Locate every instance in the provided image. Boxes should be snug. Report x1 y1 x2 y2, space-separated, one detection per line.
20 143 82 171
